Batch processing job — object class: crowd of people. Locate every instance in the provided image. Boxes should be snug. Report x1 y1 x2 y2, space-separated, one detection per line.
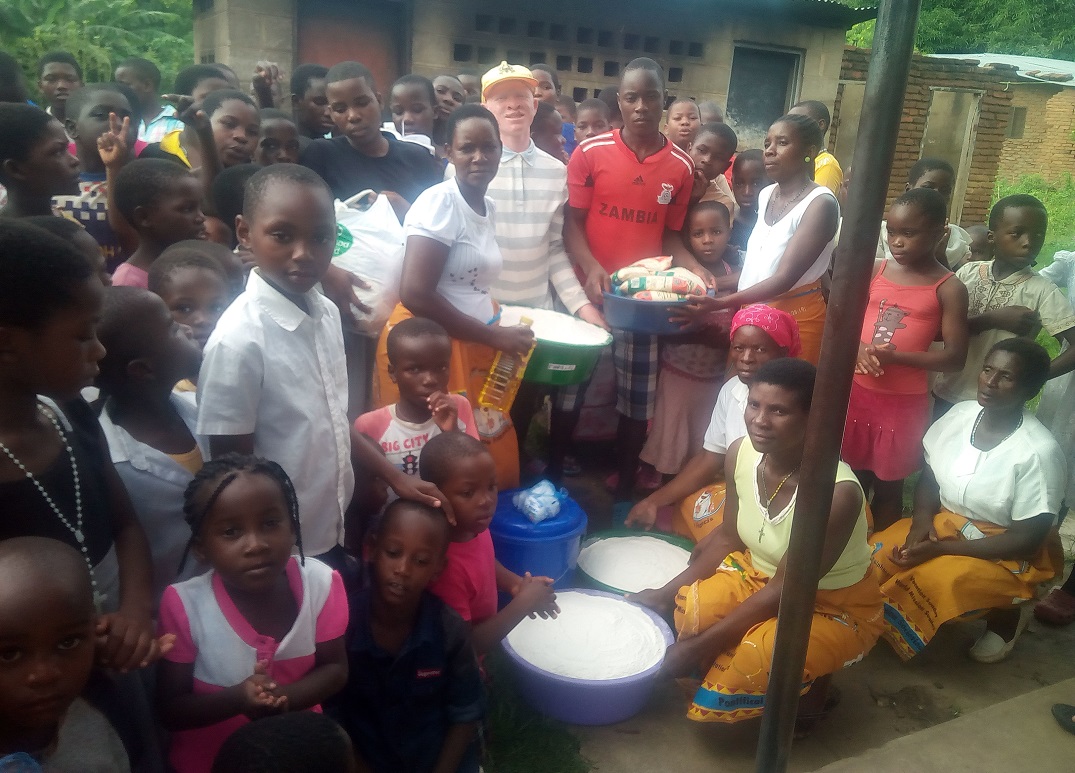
0 43 1073 771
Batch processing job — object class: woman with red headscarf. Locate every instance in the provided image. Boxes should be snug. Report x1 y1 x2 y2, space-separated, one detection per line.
628 304 801 539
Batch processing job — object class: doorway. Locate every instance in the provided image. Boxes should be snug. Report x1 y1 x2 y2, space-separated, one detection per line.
920 88 983 224
726 45 802 148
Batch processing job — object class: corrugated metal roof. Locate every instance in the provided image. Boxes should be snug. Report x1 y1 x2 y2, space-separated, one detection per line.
930 53 1075 88
716 0 877 27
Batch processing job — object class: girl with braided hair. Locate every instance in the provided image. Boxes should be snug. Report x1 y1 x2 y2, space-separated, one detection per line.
156 454 349 773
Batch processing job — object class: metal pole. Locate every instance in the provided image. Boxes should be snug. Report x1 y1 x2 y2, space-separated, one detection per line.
754 1 921 771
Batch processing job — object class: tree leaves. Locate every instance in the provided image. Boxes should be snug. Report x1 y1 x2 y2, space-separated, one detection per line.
1 0 193 92
847 0 1075 61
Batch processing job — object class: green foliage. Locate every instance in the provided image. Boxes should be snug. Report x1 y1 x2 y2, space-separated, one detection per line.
0 0 193 95
484 652 591 773
847 0 1075 60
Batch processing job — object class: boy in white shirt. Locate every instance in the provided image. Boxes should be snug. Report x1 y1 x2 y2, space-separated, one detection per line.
196 164 355 565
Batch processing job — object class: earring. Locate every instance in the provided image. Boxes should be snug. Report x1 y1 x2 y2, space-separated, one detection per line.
805 156 813 163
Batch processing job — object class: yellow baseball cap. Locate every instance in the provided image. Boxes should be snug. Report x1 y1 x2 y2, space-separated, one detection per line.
481 61 538 100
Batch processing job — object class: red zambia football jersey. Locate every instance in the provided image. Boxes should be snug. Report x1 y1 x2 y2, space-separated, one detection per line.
567 129 694 274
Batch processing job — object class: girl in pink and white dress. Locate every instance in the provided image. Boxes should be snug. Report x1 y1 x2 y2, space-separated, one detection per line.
156 455 348 773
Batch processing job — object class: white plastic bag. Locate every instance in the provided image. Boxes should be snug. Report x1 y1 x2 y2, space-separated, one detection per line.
331 193 405 336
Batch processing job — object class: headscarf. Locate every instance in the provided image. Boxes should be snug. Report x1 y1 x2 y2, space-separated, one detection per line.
729 303 802 357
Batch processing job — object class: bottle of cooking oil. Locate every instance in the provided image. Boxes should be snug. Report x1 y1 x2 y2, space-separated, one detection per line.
478 317 535 411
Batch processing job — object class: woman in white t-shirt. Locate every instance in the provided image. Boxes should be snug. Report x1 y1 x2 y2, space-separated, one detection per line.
375 104 534 488
873 338 1067 664
686 114 839 365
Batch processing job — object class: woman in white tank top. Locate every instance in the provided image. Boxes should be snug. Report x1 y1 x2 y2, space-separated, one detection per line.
686 114 839 364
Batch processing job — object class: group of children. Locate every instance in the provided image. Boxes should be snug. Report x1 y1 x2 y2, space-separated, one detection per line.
1 42 1074 773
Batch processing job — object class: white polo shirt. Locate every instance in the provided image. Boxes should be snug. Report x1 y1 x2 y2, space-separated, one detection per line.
196 270 354 555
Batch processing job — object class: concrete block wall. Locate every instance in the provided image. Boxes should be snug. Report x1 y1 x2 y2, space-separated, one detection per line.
410 0 847 149
833 47 1014 227
997 87 1075 184
193 0 297 88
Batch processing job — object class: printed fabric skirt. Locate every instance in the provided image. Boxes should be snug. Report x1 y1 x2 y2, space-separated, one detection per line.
871 510 1063 660
840 382 930 481
767 280 826 366
674 551 884 723
375 302 520 489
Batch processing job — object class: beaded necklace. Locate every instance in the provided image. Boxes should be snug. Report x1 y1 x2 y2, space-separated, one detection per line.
969 409 1023 450
0 402 103 609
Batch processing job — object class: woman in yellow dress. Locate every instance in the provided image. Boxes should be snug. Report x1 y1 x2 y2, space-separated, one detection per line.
634 358 883 725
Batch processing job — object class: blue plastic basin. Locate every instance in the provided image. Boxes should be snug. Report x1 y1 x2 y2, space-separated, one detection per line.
601 291 692 335
502 589 674 725
489 488 588 588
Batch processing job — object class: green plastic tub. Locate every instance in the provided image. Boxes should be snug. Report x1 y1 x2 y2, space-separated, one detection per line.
575 529 694 595
499 305 612 387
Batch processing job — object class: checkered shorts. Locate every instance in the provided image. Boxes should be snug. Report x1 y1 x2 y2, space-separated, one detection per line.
555 330 659 420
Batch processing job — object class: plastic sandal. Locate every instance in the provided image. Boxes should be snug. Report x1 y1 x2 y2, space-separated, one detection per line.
1051 703 1075 736
1035 588 1075 627
795 685 841 737
969 604 1032 663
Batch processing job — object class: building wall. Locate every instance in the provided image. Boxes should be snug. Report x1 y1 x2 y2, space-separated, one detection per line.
832 48 1014 228
193 0 296 85
997 86 1075 184
409 0 849 147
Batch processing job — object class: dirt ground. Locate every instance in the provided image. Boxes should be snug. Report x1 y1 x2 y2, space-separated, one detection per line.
542 444 1075 772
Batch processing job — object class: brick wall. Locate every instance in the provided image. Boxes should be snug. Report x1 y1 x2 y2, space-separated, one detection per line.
833 47 1014 227
997 86 1075 184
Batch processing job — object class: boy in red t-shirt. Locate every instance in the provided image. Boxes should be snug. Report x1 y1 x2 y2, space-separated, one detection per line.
419 432 558 656
563 57 709 515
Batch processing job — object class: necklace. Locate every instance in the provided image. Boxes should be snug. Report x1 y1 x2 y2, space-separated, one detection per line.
767 181 811 223
757 455 800 541
0 403 103 609
970 408 1023 450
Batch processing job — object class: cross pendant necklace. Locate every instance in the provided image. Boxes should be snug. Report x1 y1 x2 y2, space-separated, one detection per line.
757 455 799 541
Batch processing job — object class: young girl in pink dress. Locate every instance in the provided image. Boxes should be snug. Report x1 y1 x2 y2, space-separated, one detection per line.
156 455 348 773
641 201 735 478
842 188 969 530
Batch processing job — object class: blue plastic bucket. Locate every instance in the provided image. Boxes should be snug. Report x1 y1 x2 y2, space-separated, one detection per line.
490 488 588 587
502 589 673 725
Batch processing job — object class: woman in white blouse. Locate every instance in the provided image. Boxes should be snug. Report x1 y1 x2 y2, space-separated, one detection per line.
374 103 533 488
686 113 839 365
873 337 1067 664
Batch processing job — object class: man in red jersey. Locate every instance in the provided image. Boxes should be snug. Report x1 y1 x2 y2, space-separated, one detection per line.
563 57 712 516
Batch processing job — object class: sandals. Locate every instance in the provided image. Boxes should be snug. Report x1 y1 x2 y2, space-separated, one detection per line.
1052 703 1075 736
1035 588 1075 627
969 603 1033 664
605 466 663 493
794 685 841 737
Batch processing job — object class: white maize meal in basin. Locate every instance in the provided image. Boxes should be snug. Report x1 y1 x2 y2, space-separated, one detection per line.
577 536 691 594
499 306 610 347
506 592 666 680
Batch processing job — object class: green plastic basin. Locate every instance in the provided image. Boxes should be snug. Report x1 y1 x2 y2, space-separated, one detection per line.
499 305 612 386
576 529 694 595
